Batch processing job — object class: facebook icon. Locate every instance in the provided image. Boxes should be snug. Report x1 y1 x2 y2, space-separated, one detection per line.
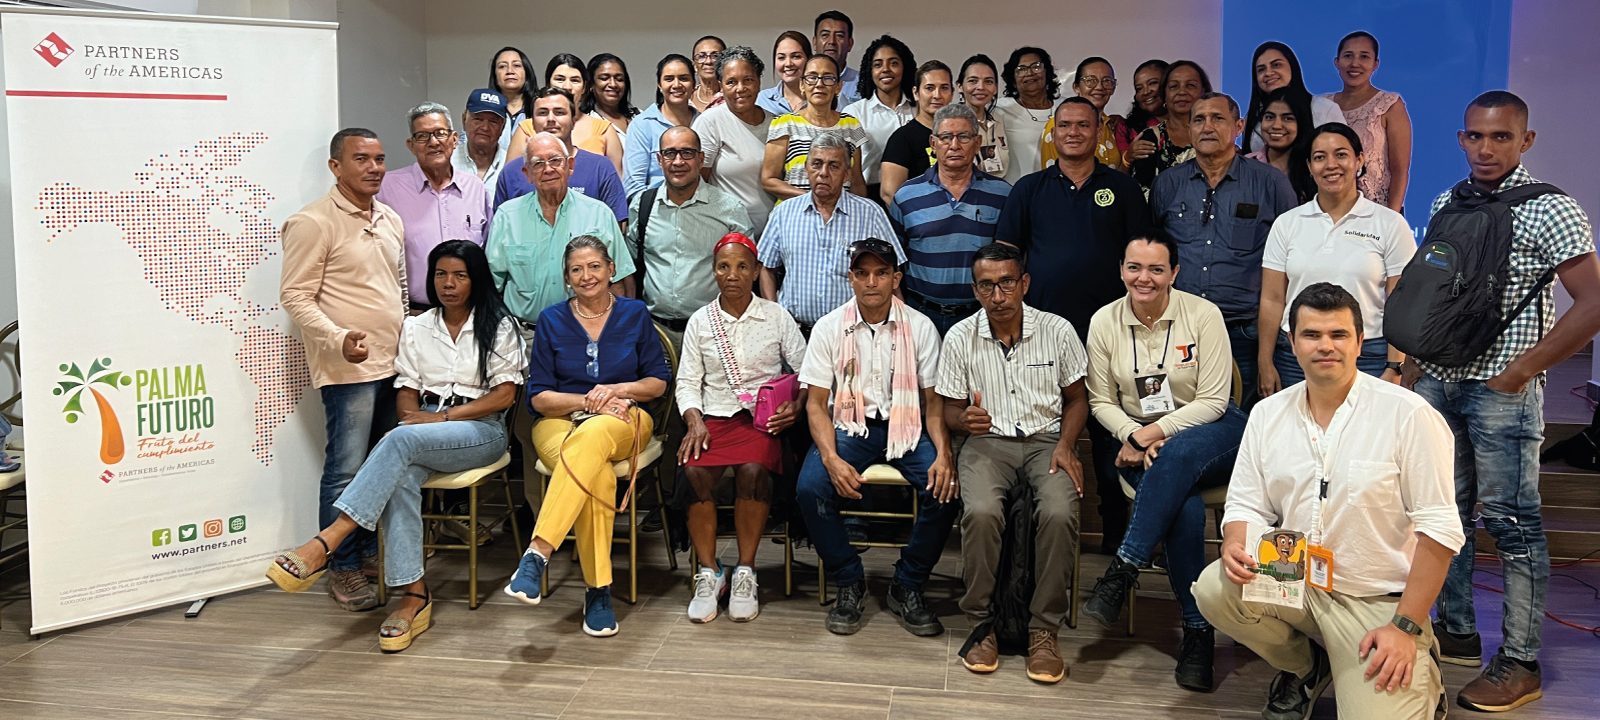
151 528 172 547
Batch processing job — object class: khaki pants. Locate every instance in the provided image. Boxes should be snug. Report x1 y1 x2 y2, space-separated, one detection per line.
1193 561 1446 719
957 433 1080 631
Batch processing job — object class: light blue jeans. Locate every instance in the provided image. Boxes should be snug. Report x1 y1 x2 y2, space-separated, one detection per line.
333 407 507 586
1413 376 1548 662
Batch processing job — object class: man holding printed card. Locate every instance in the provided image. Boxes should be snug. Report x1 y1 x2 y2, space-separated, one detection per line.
1194 283 1464 720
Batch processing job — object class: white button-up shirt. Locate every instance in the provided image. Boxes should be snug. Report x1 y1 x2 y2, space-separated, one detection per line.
1222 372 1465 597
799 299 941 423
843 92 916 185
936 305 1086 437
675 296 808 418
393 309 526 401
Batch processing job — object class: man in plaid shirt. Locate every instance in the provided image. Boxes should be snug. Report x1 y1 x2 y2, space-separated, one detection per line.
1404 91 1600 713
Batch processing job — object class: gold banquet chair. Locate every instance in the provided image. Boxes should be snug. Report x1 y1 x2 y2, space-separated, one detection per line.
377 449 522 609
535 322 679 604
1116 361 1244 635
817 463 920 604
0 320 28 631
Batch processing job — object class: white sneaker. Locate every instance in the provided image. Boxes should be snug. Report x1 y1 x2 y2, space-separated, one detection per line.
687 566 726 623
728 565 760 622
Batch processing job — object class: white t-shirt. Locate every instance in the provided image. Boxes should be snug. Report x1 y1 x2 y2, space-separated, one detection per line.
842 93 916 185
799 299 941 423
693 104 775 237
1262 195 1416 336
994 97 1053 184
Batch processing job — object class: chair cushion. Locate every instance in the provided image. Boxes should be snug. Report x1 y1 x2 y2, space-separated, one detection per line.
422 451 511 490
860 463 907 485
0 450 23 492
1119 475 1229 507
534 437 663 479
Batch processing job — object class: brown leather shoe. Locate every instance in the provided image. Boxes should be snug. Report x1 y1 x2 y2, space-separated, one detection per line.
1026 629 1067 684
962 630 1000 673
1457 652 1542 712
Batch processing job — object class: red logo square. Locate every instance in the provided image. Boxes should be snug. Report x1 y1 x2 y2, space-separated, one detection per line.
34 32 74 67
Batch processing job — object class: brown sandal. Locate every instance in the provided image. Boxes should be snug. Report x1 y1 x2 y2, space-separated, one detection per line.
265 535 331 593
378 588 432 653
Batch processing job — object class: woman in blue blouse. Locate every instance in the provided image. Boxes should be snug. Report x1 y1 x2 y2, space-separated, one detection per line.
503 235 671 637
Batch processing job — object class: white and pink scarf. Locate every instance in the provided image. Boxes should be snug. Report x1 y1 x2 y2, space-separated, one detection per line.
833 297 921 459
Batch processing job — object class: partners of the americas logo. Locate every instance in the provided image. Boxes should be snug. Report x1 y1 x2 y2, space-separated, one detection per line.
33 32 74 68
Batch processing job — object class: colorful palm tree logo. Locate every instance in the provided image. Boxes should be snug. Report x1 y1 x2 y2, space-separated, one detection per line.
54 358 132 464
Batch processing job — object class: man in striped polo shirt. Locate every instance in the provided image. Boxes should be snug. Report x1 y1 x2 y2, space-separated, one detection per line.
938 242 1089 684
889 103 1012 335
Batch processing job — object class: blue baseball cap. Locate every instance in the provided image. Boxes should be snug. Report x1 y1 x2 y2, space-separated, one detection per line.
465 88 507 116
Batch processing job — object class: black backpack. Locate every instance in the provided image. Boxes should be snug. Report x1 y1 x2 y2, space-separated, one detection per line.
960 480 1036 657
1384 181 1564 367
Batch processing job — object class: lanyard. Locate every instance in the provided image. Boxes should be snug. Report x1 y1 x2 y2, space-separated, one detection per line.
1130 322 1174 374
1299 397 1354 546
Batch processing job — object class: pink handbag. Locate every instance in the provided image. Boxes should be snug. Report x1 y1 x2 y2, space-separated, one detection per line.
751 373 800 430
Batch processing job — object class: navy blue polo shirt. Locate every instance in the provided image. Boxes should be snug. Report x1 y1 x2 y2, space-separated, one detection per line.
995 162 1152 340
1150 154 1298 323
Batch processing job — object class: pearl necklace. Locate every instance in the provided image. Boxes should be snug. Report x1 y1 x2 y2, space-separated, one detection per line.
571 293 615 319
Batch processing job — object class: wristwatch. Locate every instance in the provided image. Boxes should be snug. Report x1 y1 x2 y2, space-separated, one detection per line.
1383 361 1404 374
1391 614 1423 636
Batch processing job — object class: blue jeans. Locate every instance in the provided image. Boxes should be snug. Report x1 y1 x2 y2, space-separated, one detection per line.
1273 333 1391 387
318 379 398 572
1118 405 1247 628
1413 376 1548 662
334 408 507 586
1227 322 1259 407
796 422 958 589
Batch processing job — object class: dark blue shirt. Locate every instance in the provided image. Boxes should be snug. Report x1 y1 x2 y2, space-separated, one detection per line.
1150 154 1298 323
996 162 1151 341
525 296 671 411
494 149 629 222
889 167 1011 306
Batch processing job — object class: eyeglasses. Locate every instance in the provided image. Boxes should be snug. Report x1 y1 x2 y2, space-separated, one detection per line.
527 155 568 171
802 74 839 86
585 340 600 379
409 128 454 143
657 148 703 161
694 52 720 62
1016 61 1045 76
933 131 979 145
849 238 896 256
1201 186 1217 225
1077 76 1116 90
974 277 1020 296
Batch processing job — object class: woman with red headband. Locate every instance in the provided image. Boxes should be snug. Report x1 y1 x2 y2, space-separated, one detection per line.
674 232 808 624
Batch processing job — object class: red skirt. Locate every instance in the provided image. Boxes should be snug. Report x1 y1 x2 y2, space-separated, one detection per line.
684 412 782 474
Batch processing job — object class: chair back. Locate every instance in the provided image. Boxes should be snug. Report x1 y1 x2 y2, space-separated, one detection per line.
0 322 18 426
642 321 678 436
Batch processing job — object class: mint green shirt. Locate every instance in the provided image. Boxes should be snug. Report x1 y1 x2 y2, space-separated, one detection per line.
487 189 634 323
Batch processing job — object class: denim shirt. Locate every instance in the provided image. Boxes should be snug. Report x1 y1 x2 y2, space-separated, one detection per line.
1151 154 1298 323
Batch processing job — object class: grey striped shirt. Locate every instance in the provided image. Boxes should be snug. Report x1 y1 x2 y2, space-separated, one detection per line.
936 305 1087 437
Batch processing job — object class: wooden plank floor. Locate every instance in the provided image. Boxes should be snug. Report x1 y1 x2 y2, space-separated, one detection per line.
0 530 1594 719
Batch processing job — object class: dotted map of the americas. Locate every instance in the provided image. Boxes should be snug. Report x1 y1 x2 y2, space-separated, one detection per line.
34 132 311 464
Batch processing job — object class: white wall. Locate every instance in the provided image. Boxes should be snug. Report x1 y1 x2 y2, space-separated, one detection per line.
1508 0 1600 388
423 0 1223 123
336 0 426 150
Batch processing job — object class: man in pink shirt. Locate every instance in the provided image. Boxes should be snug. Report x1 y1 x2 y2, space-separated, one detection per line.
279 128 408 611
377 101 492 313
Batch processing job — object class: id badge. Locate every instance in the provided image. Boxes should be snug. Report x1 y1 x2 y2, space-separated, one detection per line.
1136 372 1175 415
1306 545 1334 592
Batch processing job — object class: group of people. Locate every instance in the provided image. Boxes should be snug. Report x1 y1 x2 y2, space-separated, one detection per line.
261 10 1600 720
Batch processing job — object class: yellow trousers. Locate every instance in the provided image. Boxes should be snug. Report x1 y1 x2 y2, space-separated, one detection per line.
531 408 654 588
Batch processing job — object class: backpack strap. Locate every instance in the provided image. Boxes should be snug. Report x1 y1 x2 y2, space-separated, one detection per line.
1494 182 1565 335
633 186 659 295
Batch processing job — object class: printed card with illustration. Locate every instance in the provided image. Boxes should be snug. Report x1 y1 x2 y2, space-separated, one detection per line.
1242 525 1306 609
